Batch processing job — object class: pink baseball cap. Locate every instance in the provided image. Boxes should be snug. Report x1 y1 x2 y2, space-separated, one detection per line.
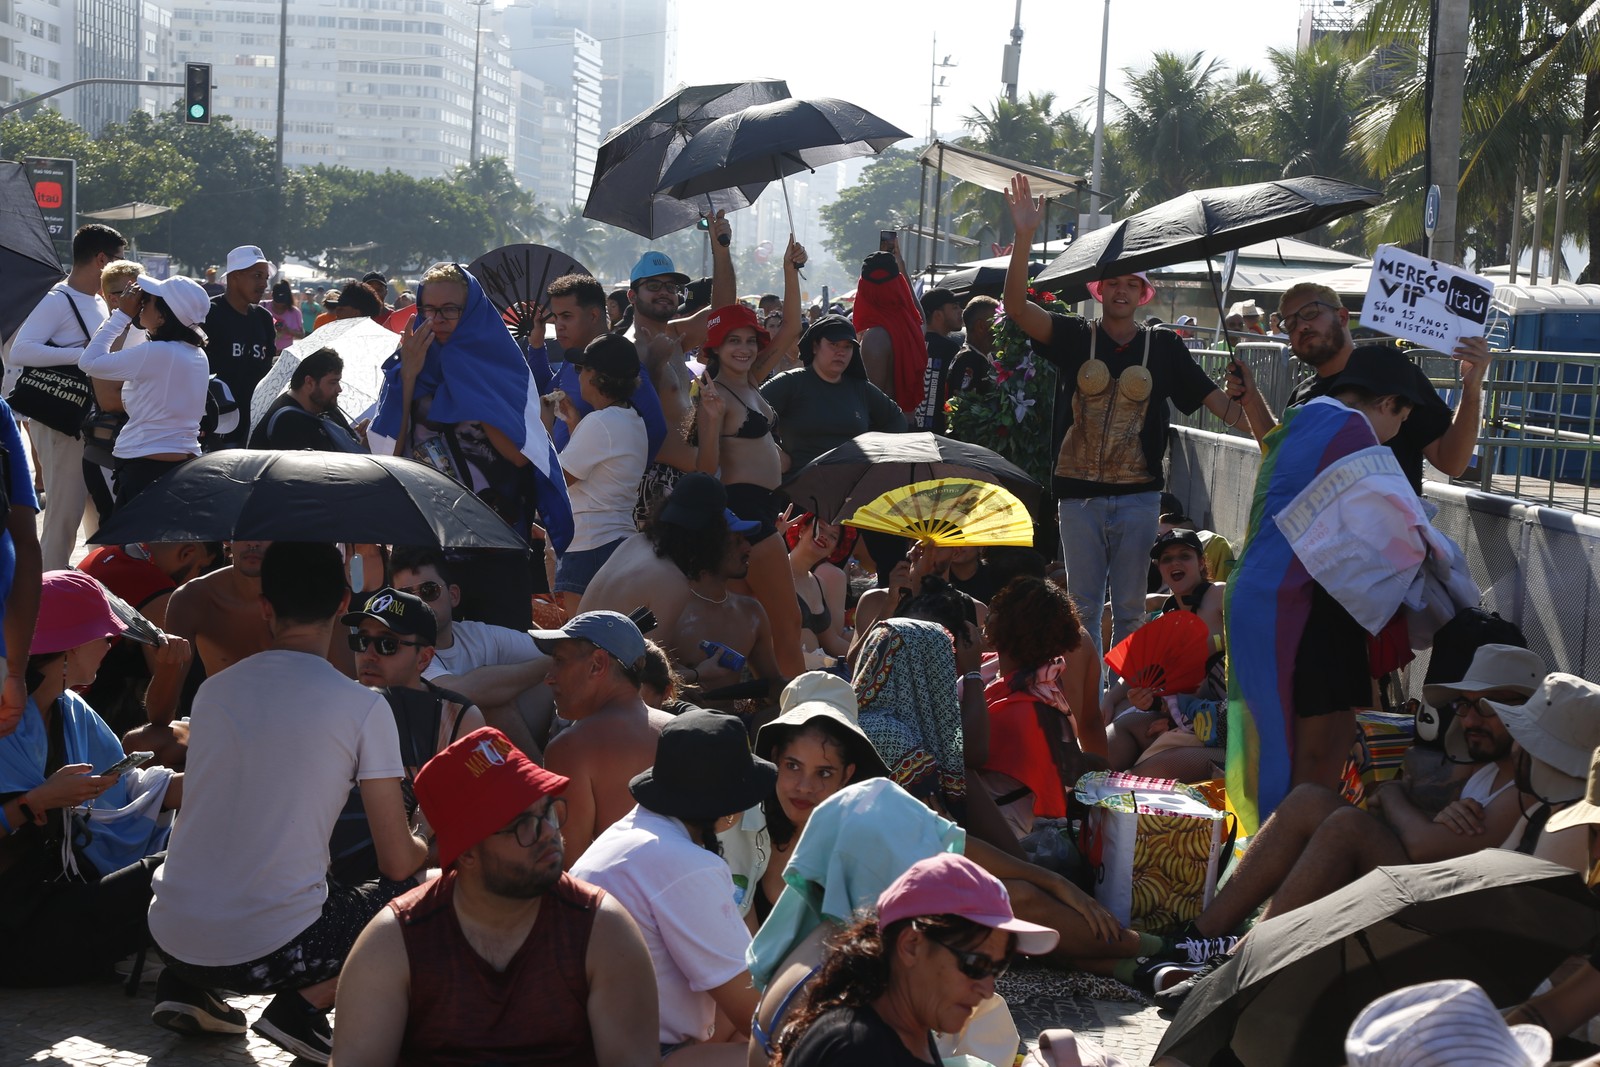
877 853 1060 955
1086 272 1155 307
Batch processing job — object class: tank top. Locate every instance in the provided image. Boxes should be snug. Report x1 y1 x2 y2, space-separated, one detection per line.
393 869 604 1067
983 674 1072 818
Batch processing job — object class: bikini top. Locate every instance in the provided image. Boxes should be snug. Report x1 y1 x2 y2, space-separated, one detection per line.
1076 323 1154 402
797 572 832 634
721 385 777 440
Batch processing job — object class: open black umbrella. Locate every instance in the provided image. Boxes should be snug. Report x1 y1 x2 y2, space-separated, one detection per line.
0 162 66 340
780 431 1042 525
1155 850 1600 1067
583 80 790 239
89 451 529 551
656 97 908 231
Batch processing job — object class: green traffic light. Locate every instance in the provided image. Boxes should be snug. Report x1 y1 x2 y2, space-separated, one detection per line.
189 104 206 119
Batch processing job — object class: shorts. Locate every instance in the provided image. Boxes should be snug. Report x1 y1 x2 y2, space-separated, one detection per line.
1292 581 1373 718
723 482 778 544
157 875 414 994
554 537 626 595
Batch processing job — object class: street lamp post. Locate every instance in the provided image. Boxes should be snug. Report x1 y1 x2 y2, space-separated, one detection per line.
918 37 956 266
1087 0 1110 232
468 0 490 164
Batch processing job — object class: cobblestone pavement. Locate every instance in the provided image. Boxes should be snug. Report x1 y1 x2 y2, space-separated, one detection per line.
4 964 1173 1066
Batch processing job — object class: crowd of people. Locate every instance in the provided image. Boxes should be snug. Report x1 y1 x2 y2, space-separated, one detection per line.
0 171 1595 1067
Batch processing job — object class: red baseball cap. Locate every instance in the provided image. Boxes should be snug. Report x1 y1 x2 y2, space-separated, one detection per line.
414 727 569 868
876 853 1059 955
705 304 770 352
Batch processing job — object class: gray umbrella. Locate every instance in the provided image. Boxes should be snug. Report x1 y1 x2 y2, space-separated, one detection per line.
1154 849 1600 1067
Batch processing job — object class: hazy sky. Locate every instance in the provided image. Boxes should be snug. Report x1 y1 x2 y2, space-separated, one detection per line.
673 0 1305 145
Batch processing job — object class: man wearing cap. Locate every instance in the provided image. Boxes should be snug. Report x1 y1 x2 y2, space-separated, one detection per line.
331 726 660 1067
1229 280 1495 492
1168 646 1562 958
550 334 648 607
533 611 672 867
204 245 276 444
915 286 963 433
360 271 392 316
760 314 908 471
580 473 778 690
1005 175 1240 665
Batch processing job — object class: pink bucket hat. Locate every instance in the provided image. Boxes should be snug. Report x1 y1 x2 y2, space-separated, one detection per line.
31 570 149 655
1086 272 1155 306
877 853 1059 955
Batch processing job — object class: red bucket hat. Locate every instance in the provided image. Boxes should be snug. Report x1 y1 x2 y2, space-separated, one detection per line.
414 727 569 868
705 304 770 352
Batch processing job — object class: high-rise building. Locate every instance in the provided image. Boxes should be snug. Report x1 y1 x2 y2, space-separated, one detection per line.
517 0 674 136
496 12 600 209
0 0 74 114
167 0 515 178
76 0 141 134
134 0 177 119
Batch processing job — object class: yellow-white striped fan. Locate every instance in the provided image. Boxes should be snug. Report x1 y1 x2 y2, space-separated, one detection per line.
842 478 1033 547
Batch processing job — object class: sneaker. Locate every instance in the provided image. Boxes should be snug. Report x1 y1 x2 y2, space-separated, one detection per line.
251 991 333 1064
1167 934 1240 965
151 971 247 1035
1153 951 1233 1011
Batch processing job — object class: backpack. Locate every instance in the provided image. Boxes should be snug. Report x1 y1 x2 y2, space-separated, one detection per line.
1415 607 1529 747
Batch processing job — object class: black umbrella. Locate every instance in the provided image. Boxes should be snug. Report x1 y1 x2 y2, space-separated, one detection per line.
89 451 529 551
583 80 790 239
466 244 592 343
0 161 66 340
780 431 1043 525
1155 850 1600 1067
656 97 908 231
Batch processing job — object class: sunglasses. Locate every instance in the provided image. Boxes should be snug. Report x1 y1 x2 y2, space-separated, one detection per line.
919 926 1011 981
397 581 443 603
348 633 427 656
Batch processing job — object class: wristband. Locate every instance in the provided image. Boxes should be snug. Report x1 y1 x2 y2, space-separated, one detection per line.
17 798 39 825
962 671 984 685
0 804 11 834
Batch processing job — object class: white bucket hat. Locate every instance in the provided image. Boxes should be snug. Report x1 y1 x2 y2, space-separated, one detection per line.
1484 672 1600 803
1345 979 1549 1067
1420 644 1547 761
754 671 889 781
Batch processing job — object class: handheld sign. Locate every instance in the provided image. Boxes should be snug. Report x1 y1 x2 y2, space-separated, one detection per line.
1361 244 1493 352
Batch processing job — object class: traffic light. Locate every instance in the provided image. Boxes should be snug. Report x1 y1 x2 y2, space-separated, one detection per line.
185 62 212 124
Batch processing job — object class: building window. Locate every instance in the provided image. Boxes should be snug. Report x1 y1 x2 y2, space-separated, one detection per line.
47 60 57 78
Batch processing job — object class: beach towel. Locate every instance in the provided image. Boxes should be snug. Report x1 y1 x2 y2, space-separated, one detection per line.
852 253 928 415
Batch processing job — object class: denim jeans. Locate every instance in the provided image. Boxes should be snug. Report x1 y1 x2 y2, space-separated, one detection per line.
1057 491 1160 664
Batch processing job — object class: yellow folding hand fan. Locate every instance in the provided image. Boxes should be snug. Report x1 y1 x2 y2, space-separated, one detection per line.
842 478 1033 547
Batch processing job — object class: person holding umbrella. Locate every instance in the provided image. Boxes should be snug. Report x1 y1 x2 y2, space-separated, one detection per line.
1003 174 1241 664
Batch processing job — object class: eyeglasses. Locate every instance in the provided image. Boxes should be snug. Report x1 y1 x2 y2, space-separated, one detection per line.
419 304 464 321
637 280 683 296
1279 301 1339 328
917 925 1011 981
106 287 130 298
347 633 427 656
493 798 568 847
1451 692 1529 717
397 581 443 603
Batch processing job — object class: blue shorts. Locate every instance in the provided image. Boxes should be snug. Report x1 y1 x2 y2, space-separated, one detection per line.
554 537 625 595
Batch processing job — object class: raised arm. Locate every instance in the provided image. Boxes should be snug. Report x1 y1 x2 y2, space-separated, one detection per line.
1002 175 1054 344
709 209 736 312
1422 334 1492 477
750 237 806 380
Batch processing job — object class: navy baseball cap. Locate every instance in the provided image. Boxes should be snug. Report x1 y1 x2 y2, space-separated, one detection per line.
658 472 761 535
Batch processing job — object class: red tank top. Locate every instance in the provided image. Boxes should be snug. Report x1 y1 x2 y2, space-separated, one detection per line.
984 676 1071 818
392 869 603 1067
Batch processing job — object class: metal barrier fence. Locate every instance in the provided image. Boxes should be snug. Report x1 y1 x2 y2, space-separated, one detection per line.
1166 426 1600 697
1171 343 1600 515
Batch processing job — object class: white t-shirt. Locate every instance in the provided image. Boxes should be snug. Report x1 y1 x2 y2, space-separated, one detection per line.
80 309 208 457
6 283 107 396
560 403 647 552
421 618 541 682
571 805 751 1044
149 650 406 966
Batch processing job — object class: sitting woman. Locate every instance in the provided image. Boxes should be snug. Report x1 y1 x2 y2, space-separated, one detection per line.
572 709 776 1065
721 672 889 928
746 779 1150 1067
784 514 851 669
0 570 190 986
1104 528 1228 782
979 577 1107 836
770 853 1059 1066
79 275 211 506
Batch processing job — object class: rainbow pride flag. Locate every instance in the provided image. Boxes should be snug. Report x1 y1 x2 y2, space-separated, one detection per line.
1224 398 1381 835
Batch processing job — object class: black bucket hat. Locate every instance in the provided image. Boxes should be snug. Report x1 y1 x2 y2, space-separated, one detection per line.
629 708 777 821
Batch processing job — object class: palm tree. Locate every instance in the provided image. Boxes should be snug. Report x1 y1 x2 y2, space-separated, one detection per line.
545 205 607 269
947 92 1064 251
450 157 537 247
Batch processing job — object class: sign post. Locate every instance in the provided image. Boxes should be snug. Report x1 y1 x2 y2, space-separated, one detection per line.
22 156 75 269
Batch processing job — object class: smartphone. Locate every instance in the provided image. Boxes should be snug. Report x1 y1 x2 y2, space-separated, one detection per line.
879 229 897 251
101 750 154 777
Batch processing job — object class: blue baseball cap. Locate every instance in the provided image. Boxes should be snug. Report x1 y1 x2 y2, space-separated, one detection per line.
530 609 647 668
630 250 690 285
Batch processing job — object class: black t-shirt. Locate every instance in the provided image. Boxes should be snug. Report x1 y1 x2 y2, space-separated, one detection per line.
947 344 993 396
203 295 276 434
782 1005 939 1067
950 562 1006 606
1284 344 1452 493
248 392 361 452
914 329 962 433
1037 315 1218 498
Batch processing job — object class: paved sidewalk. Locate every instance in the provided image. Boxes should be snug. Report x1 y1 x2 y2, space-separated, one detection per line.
4 966 1173 1066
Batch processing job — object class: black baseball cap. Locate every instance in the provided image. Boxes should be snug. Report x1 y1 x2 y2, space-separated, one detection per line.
571 333 641 378
1334 345 1438 408
1150 528 1204 560
341 586 437 645
799 314 859 361
362 271 388 285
